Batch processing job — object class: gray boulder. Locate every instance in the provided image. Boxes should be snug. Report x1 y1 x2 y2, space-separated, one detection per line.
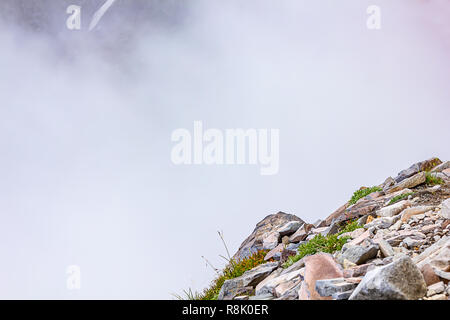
233 212 304 261
349 255 427 300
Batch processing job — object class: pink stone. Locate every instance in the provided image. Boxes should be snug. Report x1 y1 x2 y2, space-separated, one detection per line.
348 230 371 246
298 252 343 300
420 263 440 286
264 243 284 261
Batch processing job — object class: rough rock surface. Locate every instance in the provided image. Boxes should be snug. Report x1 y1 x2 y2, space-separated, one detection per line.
340 245 379 265
211 157 450 301
233 212 304 261
218 262 279 300
349 255 427 300
394 158 442 183
298 253 343 300
387 172 427 194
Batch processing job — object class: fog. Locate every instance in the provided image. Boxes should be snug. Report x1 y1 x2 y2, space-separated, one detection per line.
0 0 449 298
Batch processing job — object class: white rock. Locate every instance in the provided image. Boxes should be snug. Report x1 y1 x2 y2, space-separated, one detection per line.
427 281 445 296
440 199 450 219
414 236 450 271
262 232 280 250
378 200 411 218
389 220 403 231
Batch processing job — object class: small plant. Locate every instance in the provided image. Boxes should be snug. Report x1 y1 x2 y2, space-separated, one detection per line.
176 231 271 300
389 192 414 205
425 172 444 186
282 233 350 268
349 186 382 205
338 219 363 235
172 288 203 300
199 249 270 300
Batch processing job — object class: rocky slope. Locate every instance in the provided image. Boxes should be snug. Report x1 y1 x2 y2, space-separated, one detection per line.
220 157 450 300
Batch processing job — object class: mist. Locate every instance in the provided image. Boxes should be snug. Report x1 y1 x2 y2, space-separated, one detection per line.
0 0 449 298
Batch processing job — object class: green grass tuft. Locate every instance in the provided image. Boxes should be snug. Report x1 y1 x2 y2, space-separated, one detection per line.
389 192 414 205
425 172 444 186
349 186 382 205
282 233 350 269
338 220 363 235
196 250 270 300
172 288 203 300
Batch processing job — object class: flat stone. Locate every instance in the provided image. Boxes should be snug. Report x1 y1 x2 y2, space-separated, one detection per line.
387 172 427 194
400 206 435 223
349 255 427 300
341 245 379 265
427 281 445 296
377 200 411 218
277 221 303 237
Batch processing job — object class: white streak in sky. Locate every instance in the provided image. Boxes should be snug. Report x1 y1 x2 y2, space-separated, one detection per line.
89 0 116 31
